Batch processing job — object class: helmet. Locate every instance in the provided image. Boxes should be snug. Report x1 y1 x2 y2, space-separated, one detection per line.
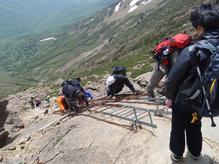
112 66 126 75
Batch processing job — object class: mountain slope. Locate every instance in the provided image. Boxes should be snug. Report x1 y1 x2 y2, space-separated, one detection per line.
0 0 117 98
0 0 216 98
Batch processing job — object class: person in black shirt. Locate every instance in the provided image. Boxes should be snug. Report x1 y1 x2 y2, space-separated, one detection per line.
62 78 88 112
165 4 219 162
106 66 138 98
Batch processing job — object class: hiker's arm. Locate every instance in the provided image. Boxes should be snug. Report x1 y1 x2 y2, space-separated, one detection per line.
165 48 192 99
124 78 136 93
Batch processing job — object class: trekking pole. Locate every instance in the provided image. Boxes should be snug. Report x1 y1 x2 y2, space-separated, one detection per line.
196 65 216 127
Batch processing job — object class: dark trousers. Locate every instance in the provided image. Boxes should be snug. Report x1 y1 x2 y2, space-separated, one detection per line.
65 97 77 112
65 96 88 112
170 103 202 157
107 86 122 97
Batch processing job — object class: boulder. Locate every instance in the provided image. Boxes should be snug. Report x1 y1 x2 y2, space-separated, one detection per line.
134 72 165 88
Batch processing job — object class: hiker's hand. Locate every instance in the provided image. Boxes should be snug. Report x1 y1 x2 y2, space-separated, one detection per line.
165 99 173 108
112 96 116 100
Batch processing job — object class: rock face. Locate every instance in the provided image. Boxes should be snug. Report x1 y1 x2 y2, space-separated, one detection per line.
0 106 219 164
0 83 219 164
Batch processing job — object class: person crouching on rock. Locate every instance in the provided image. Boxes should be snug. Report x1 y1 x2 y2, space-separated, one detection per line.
62 78 88 113
106 66 138 98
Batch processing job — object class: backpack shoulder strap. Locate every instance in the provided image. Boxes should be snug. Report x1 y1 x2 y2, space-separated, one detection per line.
195 40 219 79
195 40 217 55
189 40 217 65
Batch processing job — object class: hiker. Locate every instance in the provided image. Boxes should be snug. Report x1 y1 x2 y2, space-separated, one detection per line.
146 33 191 97
62 78 89 112
29 97 35 109
35 99 41 108
106 66 138 98
165 4 219 161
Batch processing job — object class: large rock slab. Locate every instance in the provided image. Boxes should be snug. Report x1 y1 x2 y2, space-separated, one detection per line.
0 94 219 164
1 112 218 164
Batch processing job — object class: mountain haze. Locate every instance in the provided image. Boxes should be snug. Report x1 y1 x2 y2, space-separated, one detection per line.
0 0 116 38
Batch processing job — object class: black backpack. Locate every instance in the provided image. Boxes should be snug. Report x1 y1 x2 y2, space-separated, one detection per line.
190 40 219 127
62 79 84 98
112 66 127 75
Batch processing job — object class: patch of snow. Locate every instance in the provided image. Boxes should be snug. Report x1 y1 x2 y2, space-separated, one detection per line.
130 0 140 7
114 1 121 13
142 0 152 5
129 5 138 13
40 37 57 42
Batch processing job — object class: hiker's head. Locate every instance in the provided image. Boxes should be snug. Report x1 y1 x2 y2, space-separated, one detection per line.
190 3 219 35
112 66 127 75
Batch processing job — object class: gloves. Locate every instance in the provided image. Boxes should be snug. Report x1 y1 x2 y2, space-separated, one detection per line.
165 99 173 108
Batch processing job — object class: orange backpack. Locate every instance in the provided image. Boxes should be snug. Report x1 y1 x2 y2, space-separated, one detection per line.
56 96 66 112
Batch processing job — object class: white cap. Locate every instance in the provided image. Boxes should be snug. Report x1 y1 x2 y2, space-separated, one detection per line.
106 76 115 86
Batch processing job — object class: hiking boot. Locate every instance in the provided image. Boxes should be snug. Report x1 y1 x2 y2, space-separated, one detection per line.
190 153 200 160
171 153 181 162
147 89 155 98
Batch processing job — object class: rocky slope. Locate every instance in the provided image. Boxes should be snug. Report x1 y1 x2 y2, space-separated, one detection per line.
0 74 219 164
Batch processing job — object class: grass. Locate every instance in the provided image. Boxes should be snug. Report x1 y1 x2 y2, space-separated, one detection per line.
68 0 203 80
72 46 153 79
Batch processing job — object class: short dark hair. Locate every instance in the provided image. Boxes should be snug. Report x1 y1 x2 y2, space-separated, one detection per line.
190 3 219 31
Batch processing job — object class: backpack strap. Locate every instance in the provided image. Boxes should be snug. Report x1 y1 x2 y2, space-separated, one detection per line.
210 79 217 94
198 40 219 79
195 40 217 56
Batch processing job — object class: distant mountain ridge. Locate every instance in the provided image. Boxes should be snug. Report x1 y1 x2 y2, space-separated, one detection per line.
0 0 116 38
